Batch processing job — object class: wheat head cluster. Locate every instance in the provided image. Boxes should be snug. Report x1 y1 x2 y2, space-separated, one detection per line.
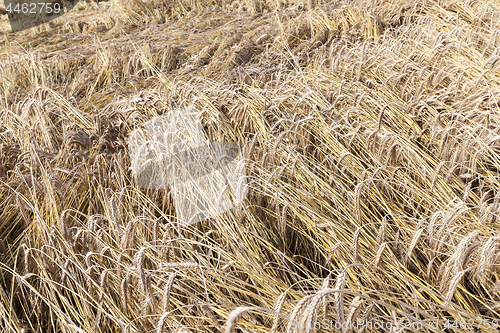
1 0 500 332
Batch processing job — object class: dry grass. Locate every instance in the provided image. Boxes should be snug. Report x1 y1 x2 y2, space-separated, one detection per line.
1 0 500 332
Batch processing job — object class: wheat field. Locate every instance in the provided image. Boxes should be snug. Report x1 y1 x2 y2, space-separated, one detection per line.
1 0 500 332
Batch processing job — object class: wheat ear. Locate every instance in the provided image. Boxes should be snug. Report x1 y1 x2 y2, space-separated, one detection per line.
271 292 287 333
